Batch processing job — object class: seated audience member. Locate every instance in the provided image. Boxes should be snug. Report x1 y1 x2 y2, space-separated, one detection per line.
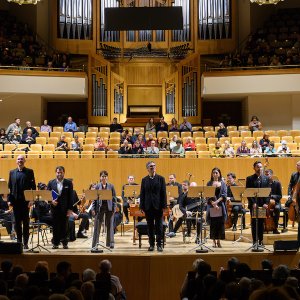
211 141 224 158
6 118 22 139
171 140 185 158
9 129 21 145
70 135 82 152
56 135 69 151
110 117 123 133
250 140 262 157
249 115 262 132
119 140 132 157
159 137 170 151
170 135 179 150
236 140 250 156
96 259 125 299
136 134 146 148
131 128 142 143
132 140 144 157
145 117 156 132
120 130 131 144
49 261 72 294
21 128 36 145
277 140 291 157
169 118 179 132
94 137 107 151
179 117 192 132
156 116 168 132
146 133 157 147
183 137 195 151
259 133 270 152
40 120 52 132
265 142 276 156
64 116 77 132
217 123 228 138
0 128 9 145
82 268 96 282
146 140 159 157
23 121 39 137
224 140 235 157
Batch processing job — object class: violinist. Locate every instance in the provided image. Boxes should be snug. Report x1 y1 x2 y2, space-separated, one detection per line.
226 173 246 231
287 161 300 207
264 169 282 234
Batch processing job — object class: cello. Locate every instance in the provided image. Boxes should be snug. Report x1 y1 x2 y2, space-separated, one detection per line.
289 182 300 224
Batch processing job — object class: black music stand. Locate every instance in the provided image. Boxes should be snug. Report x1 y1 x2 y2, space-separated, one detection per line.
244 187 271 252
24 190 52 253
230 186 251 244
188 186 215 253
84 189 113 253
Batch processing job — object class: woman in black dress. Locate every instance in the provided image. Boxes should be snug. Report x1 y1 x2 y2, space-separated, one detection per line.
206 167 227 248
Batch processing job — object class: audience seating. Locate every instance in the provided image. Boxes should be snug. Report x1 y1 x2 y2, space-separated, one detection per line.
227 125 237 131
81 151 93 159
108 144 120 151
196 144 207 151
39 132 49 140
205 131 215 138
277 130 289 138
43 144 55 152
192 131 204 138
269 136 280 143
68 151 80 158
48 137 59 145
282 136 293 143
110 132 120 138
36 137 47 145
240 131 252 138
238 126 249 131
41 151 53 158
157 131 168 139
100 127 110 133
98 132 109 139
107 150 118 158
93 151 106 158
86 132 97 138
109 138 120 145
88 127 99 132
50 132 62 139
265 130 276 136
169 132 179 139
181 132 192 138
30 144 42 152
4 144 17 151
83 144 94 152
53 127 64 133
203 126 214 131
12 150 26 158
54 151 67 158
85 137 96 145
27 151 40 159
159 151 170 158
63 132 73 139
185 151 197 158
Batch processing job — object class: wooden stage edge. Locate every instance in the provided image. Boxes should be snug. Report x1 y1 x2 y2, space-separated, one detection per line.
1 231 300 300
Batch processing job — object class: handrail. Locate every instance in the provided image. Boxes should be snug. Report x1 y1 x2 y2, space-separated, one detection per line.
205 64 300 72
0 65 86 73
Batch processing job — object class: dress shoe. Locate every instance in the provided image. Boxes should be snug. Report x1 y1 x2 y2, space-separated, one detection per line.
10 233 16 240
217 241 222 248
232 225 237 231
195 237 200 244
52 245 59 249
125 220 129 224
273 229 280 234
77 232 88 238
63 244 69 249
157 246 163 252
23 244 29 250
148 246 154 251
110 244 114 249
166 232 176 238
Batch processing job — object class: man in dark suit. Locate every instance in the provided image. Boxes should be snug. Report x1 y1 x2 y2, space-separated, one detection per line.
8 155 36 249
47 166 73 249
287 161 300 204
246 161 269 247
265 169 282 234
140 161 167 252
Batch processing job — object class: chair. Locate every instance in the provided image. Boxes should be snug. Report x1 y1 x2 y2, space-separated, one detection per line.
265 130 277 136
207 137 218 145
86 132 97 138
81 151 93 159
219 137 230 144
228 131 240 139
54 151 67 158
16 144 29 150
227 126 237 131
169 132 180 139
68 151 80 158
133 127 144 134
65 137 71 145
30 144 42 152
253 131 264 139
93 151 106 158
48 137 59 145
0 144 2 151
214 126 220 133
181 132 192 138
192 126 202 132
53 126 63 132
85 137 96 145
269 136 280 143
288 143 297 151
240 131 252 138
197 151 210 158
39 132 49 140
193 131 204 138
108 144 120 151
63 132 73 139
98 132 109 139
195 137 206 144
27 151 40 159
100 127 110 133
76 132 85 139
0 151 12 158
244 137 255 144
145 131 156 139
231 137 242 144
159 151 170 158
290 130 300 138
110 132 121 139
83 144 94 151
157 131 168 139
35 137 47 145
50 132 61 139
43 144 55 152
33 126 40 132
88 127 99 132
204 131 215 138
277 130 289 138
185 151 197 158
203 126 214 131
294 136 300 145
4 144 17 151
41 151 53 158
238 126 249 131
107 150 118 158
281 136 293 143
196 144 207 151
109 138 120 145
12 150 26 158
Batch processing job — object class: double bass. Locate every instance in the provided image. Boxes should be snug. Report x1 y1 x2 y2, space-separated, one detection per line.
289 183 300 223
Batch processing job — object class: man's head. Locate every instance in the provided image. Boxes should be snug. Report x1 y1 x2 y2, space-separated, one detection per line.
227 172 236 185
55 166 65 181
169 174 176 184
148 133 153 140
253 161 263 176
265 169 273 180
26 121 31 128
99 259 112 273
16 155 25 170
15 118 20 125
219 123 225 128
113 117 117 124
183 117 187 122
27 129 32 136
60 135 66 141
181 180 189 192
150 140 156 147
146 161 156 176
128 175 135 184
123 140 129 146
67 116 73 123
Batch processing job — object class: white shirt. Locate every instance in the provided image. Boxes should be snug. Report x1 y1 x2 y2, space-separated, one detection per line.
56 179 64 195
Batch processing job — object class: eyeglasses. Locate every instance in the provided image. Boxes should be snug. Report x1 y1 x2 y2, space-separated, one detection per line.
149 165 156 168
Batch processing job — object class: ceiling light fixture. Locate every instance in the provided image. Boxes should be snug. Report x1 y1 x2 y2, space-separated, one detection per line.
7 0 41 5
250 0 284 5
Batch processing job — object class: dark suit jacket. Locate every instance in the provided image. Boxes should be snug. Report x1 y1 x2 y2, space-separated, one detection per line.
269 180 282 204
288 172 300 196
246 174 269 209
8 167 36 206
140 174 167 211
47 178 73 214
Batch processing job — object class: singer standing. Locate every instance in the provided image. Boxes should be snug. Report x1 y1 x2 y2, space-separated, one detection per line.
47 166 73 249
246 161 269 246
140 161 167 252
8 155 36 249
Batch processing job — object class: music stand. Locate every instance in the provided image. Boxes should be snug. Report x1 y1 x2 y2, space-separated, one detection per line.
188 186 215 253
24 190 52 253
244 187 271 252
84 189 113 253
230 186 251 244
0 181 9 195
124 185 140 203
166 186 179 205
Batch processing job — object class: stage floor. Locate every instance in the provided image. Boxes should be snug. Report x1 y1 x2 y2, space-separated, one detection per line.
1 225 300 300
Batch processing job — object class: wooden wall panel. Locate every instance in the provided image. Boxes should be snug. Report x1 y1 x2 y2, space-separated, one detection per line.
128 86 162 106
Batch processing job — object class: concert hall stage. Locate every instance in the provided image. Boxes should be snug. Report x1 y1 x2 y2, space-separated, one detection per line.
1 226 300 300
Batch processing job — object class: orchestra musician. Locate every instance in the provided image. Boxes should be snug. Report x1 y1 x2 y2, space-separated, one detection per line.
286 161 300 207
264 169 282 234
121 175 138 224
206 168 227 248
226 172 246 231
140 161 167 252
246 161 269 247
91 170 117 249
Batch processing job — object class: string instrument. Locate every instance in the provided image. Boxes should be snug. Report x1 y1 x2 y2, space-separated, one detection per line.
225 198 233 229
289 182 300 223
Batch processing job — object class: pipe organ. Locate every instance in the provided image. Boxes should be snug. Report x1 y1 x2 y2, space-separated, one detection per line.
172 0 190 42
59 0 92 39
182 67 197 117
114 84 124 115
165 82 176 115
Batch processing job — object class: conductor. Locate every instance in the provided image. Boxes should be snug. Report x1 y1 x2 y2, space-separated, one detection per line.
140 161 167 252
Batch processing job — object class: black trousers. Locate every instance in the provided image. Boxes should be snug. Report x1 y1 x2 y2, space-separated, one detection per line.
14 204 29 245
251 210 264 243
123 201 129 221
52 211 68 246
145 209 163 247
232 205 246 227
0 212 13 234
273 204 280 229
